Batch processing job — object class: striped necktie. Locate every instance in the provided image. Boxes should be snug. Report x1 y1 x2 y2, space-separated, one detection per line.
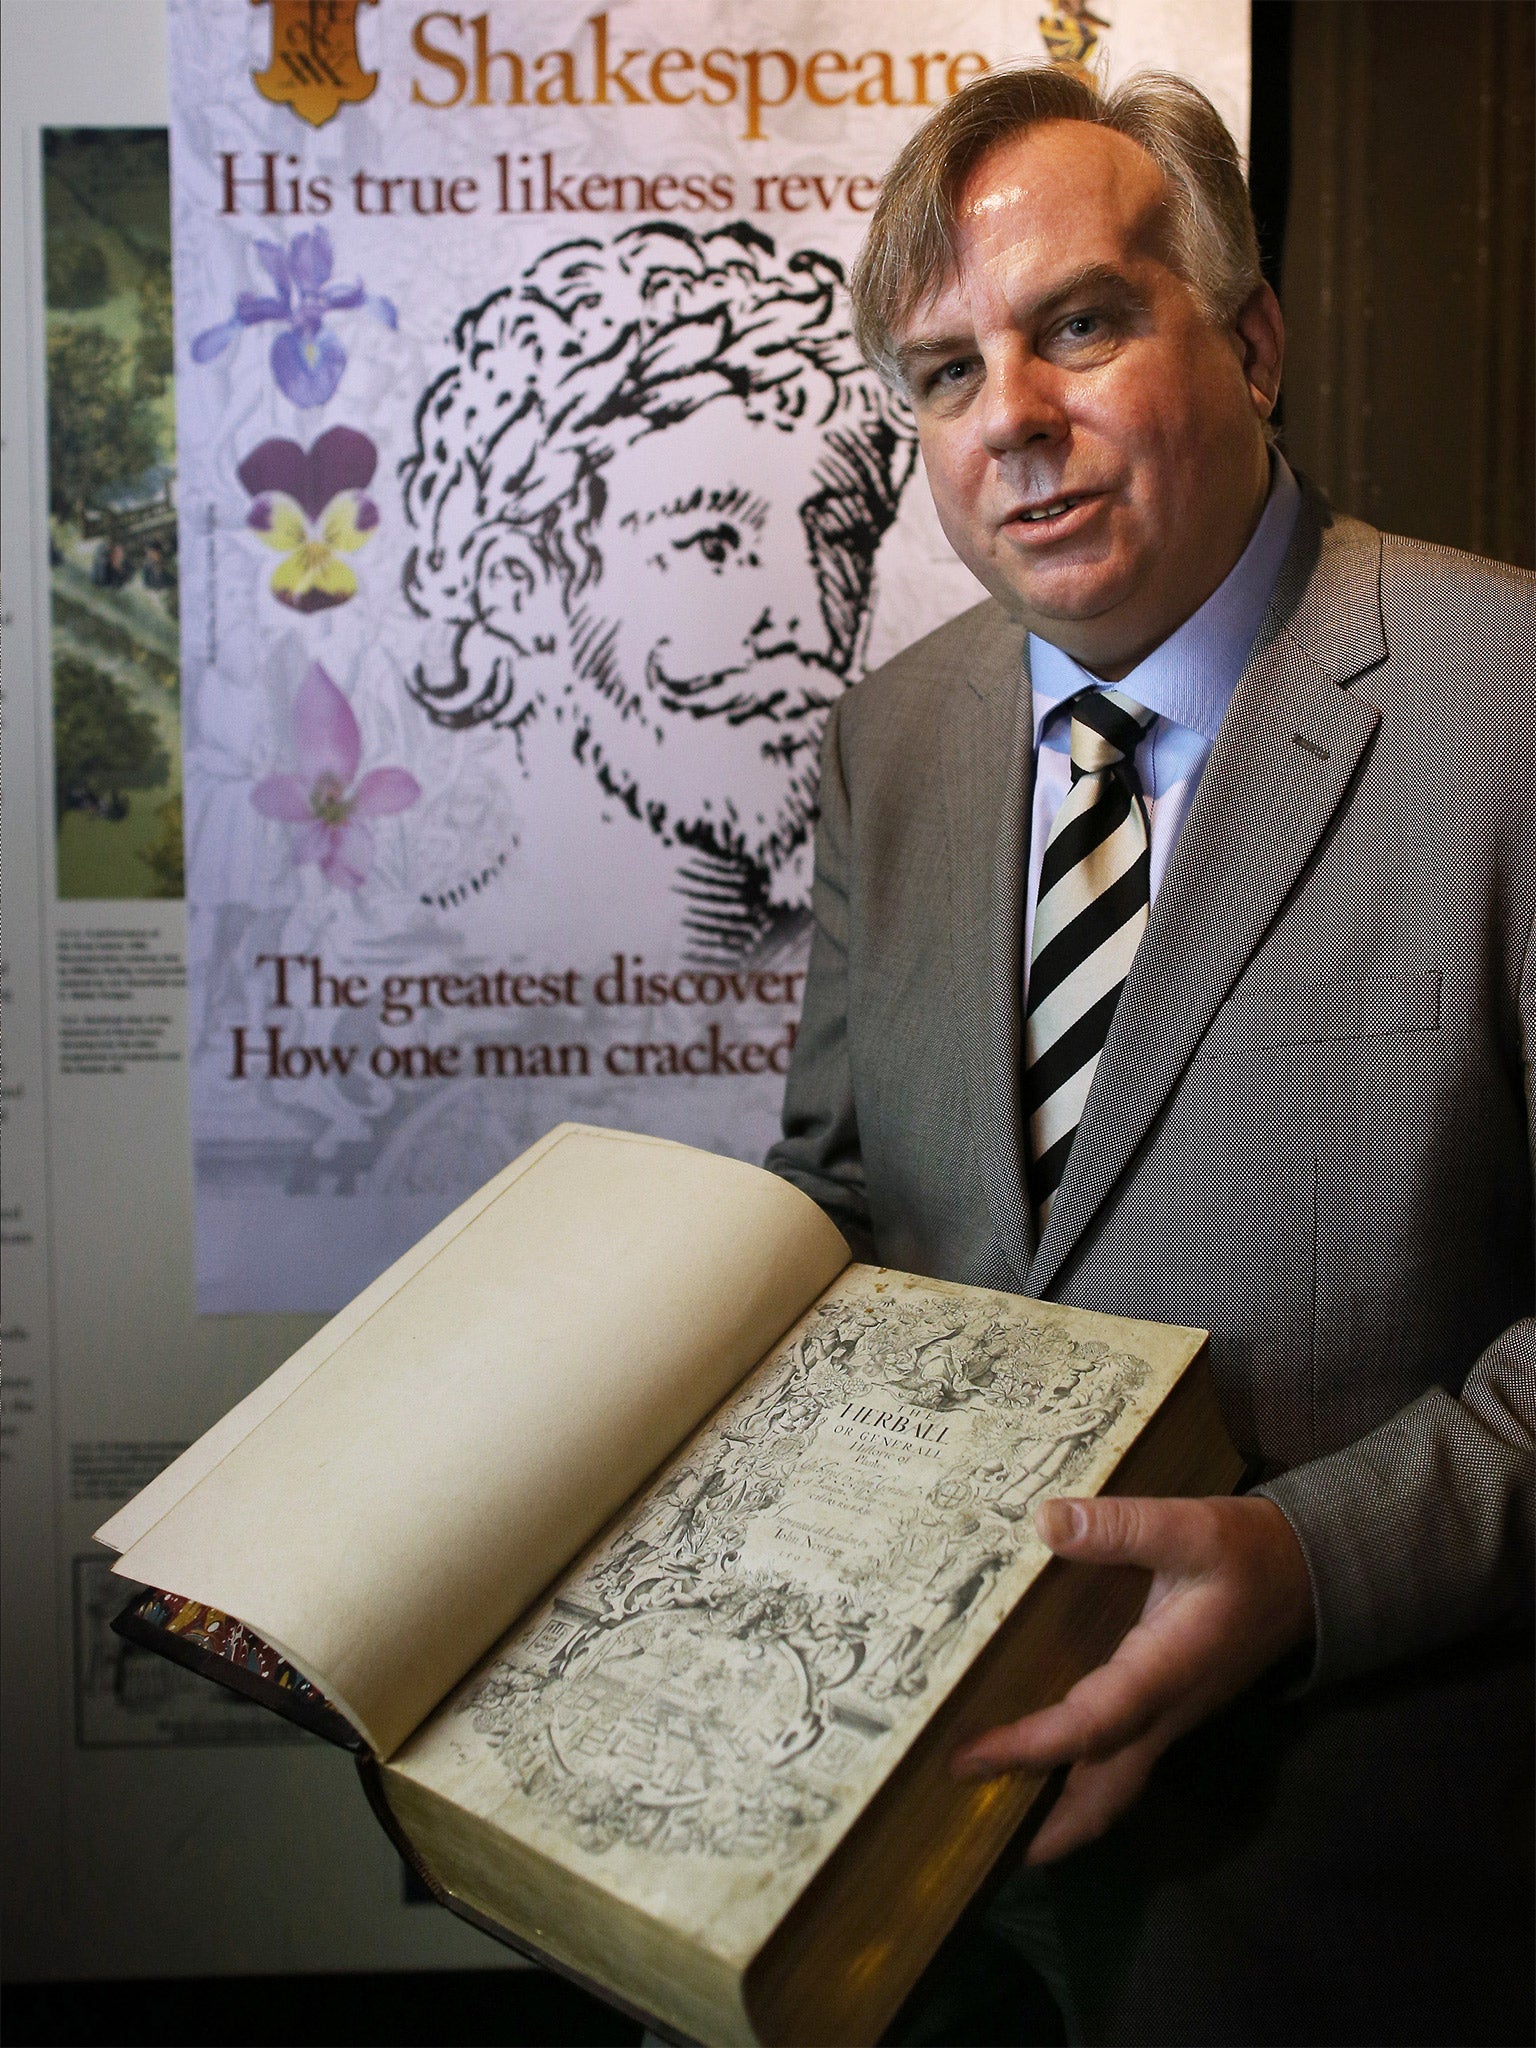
1024 687 1156 1230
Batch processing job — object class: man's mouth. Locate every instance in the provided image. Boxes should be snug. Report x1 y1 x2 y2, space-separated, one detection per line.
1010 492 1097 524
1001 493 1103 544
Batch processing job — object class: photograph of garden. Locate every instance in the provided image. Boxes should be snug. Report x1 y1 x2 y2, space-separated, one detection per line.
44 126 182 899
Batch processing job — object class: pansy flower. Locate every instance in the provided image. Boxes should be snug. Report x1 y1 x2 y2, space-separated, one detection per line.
238 427 379 612
191 227 396 409
251 663 420 892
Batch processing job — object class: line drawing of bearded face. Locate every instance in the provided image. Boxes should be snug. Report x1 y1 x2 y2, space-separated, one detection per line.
399 221 916 957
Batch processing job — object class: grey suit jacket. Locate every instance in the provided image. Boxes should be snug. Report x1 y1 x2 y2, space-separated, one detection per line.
768 489 1535 1692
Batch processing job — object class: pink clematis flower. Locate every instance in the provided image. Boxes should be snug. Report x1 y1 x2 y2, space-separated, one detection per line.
251 664 420 891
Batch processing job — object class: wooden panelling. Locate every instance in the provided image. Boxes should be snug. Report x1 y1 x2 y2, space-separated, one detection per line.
1278 0 1533 568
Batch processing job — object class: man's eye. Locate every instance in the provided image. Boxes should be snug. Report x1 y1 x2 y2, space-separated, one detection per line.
1062 313 1105 342
925 358 978 397
673 523 741 567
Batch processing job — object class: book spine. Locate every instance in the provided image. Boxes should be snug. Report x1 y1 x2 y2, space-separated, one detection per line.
109 1587 364 1751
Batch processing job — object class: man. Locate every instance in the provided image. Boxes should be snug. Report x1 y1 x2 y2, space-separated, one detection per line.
767 64 1534 2045
399 222 915 959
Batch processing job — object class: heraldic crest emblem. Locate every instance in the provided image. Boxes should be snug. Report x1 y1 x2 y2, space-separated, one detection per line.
252 0 378 129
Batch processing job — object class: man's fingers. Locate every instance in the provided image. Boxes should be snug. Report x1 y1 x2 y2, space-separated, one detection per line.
1034 1492 1218 1571
954 1625 1183 1776
1023 1736 1165 1865
953 1710 1067 1778
953 1496 1315 1819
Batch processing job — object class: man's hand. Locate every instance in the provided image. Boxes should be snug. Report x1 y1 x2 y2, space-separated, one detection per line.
953 1494 1314 1864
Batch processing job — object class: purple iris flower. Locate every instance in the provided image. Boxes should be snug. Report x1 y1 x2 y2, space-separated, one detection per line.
191 228 397 409
251 664 420 892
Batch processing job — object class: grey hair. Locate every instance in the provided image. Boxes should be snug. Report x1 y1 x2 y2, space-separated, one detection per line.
851 65 1264 389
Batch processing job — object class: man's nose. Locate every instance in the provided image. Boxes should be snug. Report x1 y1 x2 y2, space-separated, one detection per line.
977 344 1070 456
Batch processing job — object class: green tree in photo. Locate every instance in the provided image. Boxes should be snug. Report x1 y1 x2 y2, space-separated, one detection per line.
53 654 170 822
140 791 186 898
133 266 174 400
47 326 161 521
46 231 109 310
46 326 160 524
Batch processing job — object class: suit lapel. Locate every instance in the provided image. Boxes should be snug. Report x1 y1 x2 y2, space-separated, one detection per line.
1026 501 1387 1298
940 605 1036 1288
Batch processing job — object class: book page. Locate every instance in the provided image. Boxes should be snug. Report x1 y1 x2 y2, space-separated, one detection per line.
95 1141 572 1559
387 1268 1204 1966
105 1126 849 1758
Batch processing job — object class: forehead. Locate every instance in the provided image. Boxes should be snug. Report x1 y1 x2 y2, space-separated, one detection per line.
907 120 1171 331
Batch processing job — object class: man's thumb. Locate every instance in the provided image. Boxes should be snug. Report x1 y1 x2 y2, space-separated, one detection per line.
1034 1496 1091 1550
1034 1493 1178 1566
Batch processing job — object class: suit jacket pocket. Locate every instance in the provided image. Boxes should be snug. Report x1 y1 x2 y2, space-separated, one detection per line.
1204 965 1441 1052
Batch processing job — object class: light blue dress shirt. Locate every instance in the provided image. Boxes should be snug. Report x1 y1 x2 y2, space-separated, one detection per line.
1024 455 1302 990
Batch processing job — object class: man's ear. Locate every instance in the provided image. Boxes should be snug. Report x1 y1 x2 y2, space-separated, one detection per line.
1233 280 1285 422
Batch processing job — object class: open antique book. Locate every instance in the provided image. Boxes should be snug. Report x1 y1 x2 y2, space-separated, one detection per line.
97 1124 1240 2046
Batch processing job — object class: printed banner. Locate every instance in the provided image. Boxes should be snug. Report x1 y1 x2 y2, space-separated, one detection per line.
170 0 1247 1310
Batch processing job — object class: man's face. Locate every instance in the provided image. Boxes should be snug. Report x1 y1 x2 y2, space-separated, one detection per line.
895 121 1281 678
562 399 842 890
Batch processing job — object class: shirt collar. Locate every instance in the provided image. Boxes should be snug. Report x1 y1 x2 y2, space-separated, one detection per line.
1029 453 1302 745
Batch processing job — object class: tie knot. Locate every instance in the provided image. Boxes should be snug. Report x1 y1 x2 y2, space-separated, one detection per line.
1068 688 1155 777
